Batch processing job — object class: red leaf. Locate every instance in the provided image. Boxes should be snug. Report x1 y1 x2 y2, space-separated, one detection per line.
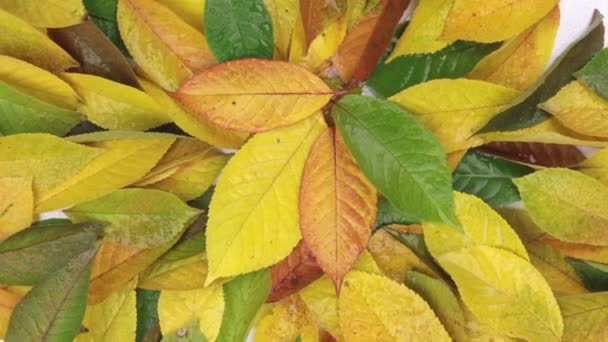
478 141 586 167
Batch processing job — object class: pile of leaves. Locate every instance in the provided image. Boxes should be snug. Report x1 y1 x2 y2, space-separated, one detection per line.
1 0 608 341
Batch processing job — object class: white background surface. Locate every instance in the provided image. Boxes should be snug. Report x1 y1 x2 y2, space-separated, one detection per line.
21 1 608 342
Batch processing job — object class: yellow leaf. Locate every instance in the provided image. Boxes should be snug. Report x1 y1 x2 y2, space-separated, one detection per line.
299 251 391 340
405 271 468 342
265 0 299 59
540 81 608 138
424 192 528 259
441 0 559 43
300 16 348 73
159 283 225 342
254 295 318 342
206 115 326 283
135 138 227 201
469 7 560 91
0 0 85 28
117 0 216 91
367 229 435 282
143 151 228 201
477 118 608 147
446 149 468 171
339 271 450 341
173 59 334 133
428 244 563 340
140 256 208 291
558 292 608 341
386 0 454 60
528 243 588 295
300 128 377 289
345 0 367 28
0 133 102 199
541 236 608 265
514 168 608 246
0 9 78 72
35 134 175 213
155 0 205 32
76 279 137 342
0 287 21 339
139 70 248 148
389 79 520 153
0 177 33 241
62 73 170 131
88 240 175 304
576 147 608 186
0 55 80 110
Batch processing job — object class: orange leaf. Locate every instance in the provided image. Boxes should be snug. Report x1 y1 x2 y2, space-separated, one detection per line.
267 241 324 303
300 0 346 51
299 127 377 290
332 0 409 84
478 142 585 167
172 59 334 132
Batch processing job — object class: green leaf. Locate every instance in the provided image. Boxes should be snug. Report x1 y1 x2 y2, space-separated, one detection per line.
567 259 608 292
204 0 273 62
479 12 605 132
0 81 82 136
32 218 72 226
333 95 457 227
5 245 98 342
48 19 141 90
453 150 533 207
368 41 499 97
0 222 103 285
373 197 418 230
83 0 130 56
136 288 160 342
66 189 201 249
216 269 271 342
575 47 608 100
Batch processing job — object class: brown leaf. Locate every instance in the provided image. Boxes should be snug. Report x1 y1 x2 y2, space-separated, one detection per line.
332 0 409 84
48 19 141 89
478 141 585 167
300 0 346 51
266 241 323 303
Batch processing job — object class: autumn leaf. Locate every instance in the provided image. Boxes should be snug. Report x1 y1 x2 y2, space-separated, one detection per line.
291 14 348 73
386 0 455 59
299 0 346 51
514 168 608 246
159 282 224 341
117 0 216 91
0 177 33 241
0 134 102 198
205 115 325 283
63 73 171 131
558 292 608 341
76 279 137 342
265 0 298 59
576 147 608 186
0 0 86 28
173 59 334 132
300 127 377 290
390 78 520 153
36 133 175 213
469 7 560 91
66 189 201 249
48 20 142 90
479 13 604 132
540 81 608 138
156 0 205 32
332 0 409 84
478 141 586 167
0 288 21 339
267 241 324 303
0 8 78 72
441 0 558 43
339 271 451 341
255 295 318 342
